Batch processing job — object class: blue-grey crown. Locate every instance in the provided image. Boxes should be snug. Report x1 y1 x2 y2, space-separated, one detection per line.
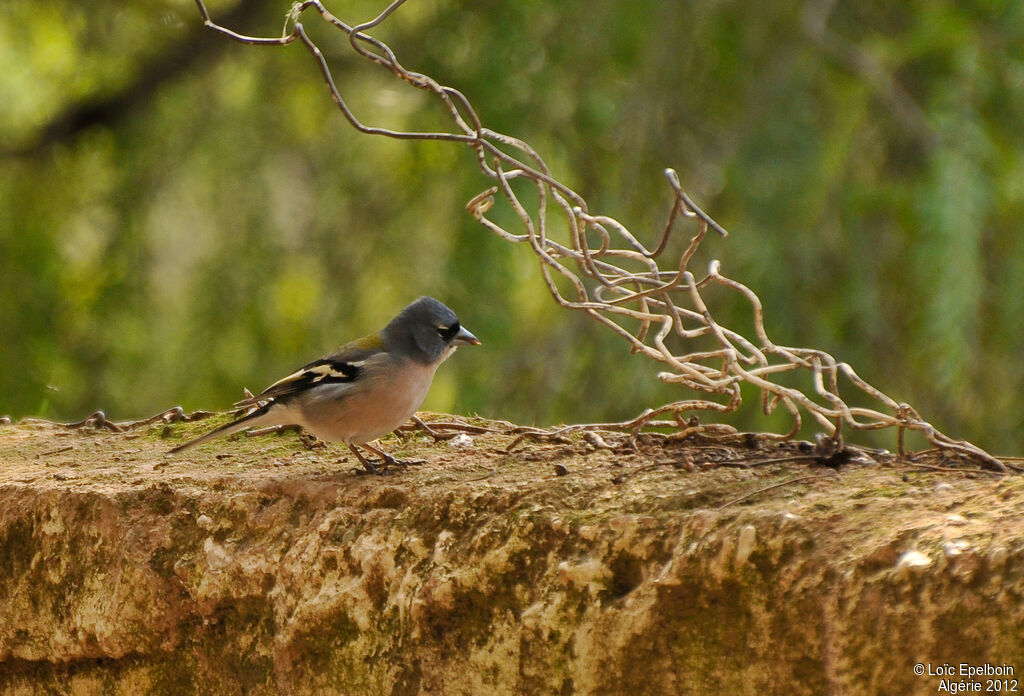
383 296 462 364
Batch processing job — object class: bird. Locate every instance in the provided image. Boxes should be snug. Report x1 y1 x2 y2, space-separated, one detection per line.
168 296 480 473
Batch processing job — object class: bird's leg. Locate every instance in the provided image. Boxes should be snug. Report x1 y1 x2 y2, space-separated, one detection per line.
348 444 386 475
361 442 426 469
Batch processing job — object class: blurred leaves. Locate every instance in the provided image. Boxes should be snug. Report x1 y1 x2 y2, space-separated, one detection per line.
1 0 1022 453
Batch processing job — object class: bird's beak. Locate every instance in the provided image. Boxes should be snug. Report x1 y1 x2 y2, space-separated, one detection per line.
454 326 481 346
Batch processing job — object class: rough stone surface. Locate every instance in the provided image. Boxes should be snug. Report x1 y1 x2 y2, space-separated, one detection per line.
0 418 1022 695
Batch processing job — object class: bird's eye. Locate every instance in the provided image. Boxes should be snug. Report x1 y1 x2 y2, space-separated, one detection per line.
437 321 460 342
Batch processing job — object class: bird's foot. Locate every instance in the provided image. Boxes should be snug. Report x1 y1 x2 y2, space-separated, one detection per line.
298 431 326 449
378 451 426 469
349 444 424 475
355 460 397 476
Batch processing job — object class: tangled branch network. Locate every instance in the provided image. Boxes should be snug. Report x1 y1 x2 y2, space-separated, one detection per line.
192 0 1006 472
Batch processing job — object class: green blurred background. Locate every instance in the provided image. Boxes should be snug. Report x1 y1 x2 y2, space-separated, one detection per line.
2 0 1023 454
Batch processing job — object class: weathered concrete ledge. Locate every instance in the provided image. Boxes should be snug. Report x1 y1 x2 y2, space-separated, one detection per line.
0 419 1022 695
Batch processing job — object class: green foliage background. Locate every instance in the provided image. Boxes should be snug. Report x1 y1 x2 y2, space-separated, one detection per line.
2 0 1023 454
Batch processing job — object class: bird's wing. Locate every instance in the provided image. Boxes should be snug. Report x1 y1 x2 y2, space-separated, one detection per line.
233 334 386 409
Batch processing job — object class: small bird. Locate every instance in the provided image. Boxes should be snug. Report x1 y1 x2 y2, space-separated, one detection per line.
169 297 480 473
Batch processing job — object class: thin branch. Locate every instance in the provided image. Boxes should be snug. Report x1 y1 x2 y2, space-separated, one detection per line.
717 474 835 510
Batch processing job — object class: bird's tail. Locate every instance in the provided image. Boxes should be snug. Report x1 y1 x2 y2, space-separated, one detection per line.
168 404 277 454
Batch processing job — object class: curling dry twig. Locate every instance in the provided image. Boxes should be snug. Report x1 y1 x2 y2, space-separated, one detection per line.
717 473 836 510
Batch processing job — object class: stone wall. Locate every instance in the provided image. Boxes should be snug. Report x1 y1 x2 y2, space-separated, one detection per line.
1 422 1021 694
